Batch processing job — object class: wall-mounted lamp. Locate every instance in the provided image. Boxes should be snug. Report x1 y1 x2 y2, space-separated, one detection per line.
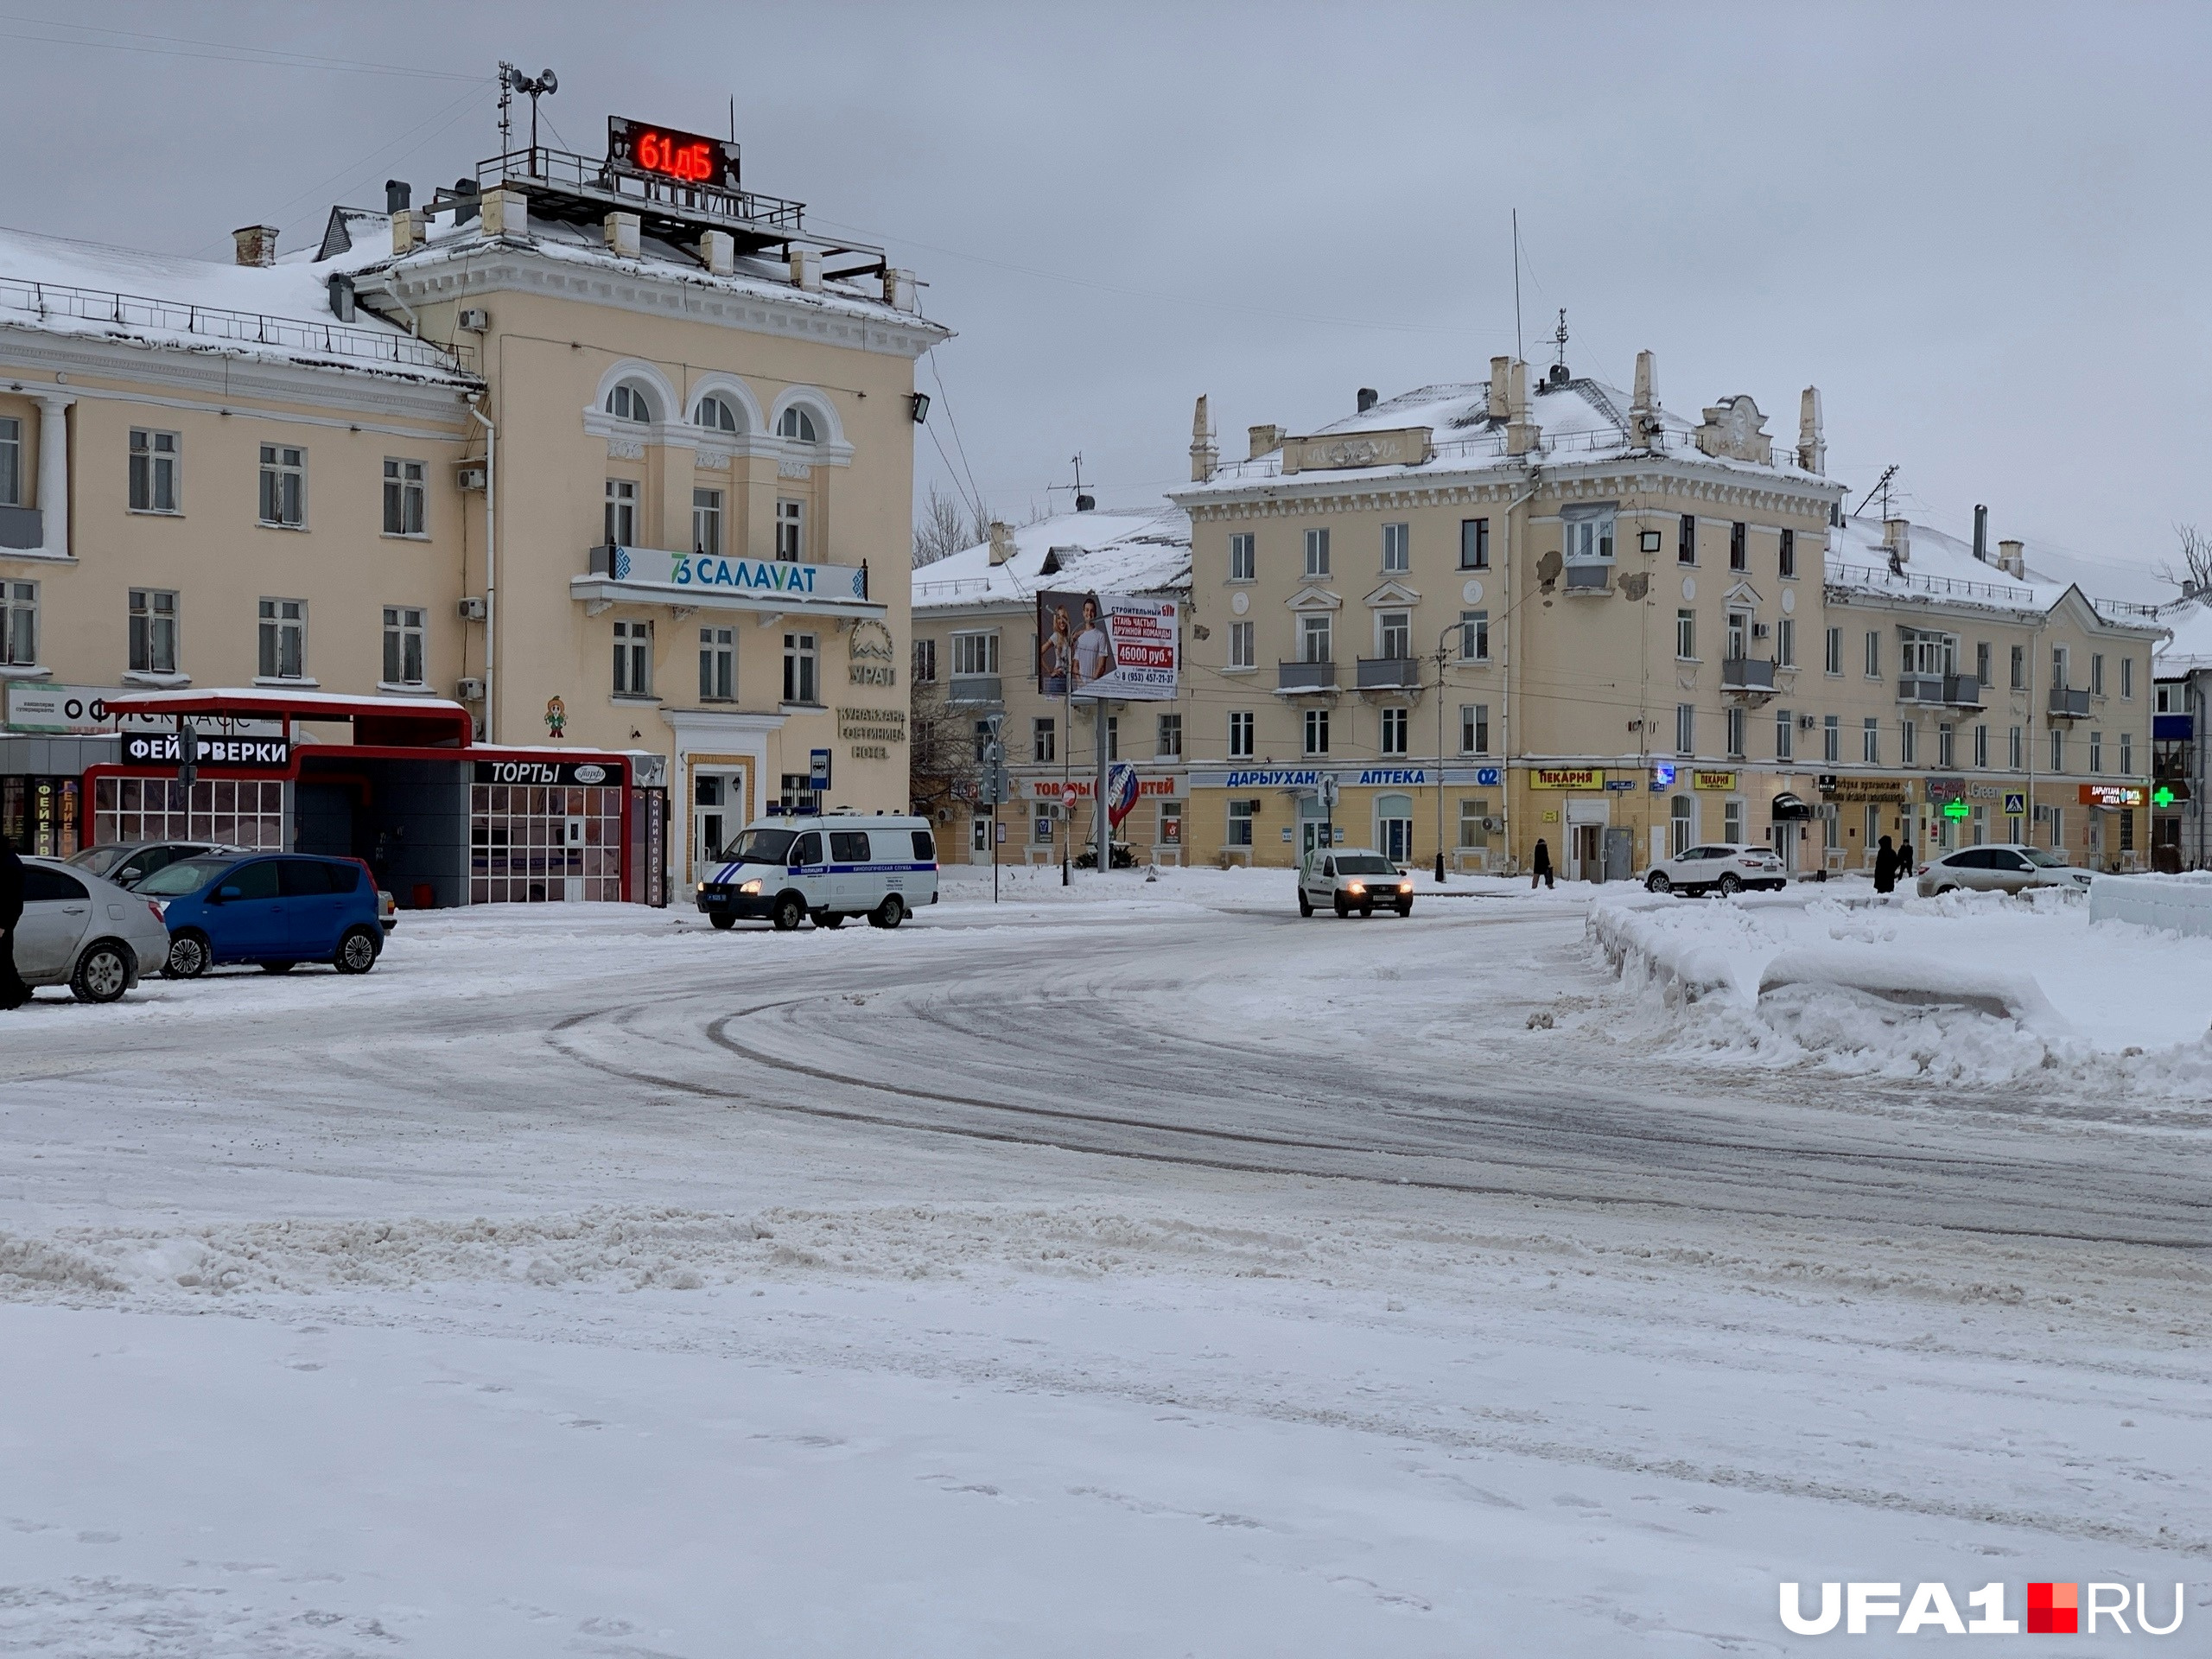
1638 529 1663 553
909 391 931 425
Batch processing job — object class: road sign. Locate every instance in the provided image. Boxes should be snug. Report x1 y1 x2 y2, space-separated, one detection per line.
2003 791 2025 814
809 747 831 791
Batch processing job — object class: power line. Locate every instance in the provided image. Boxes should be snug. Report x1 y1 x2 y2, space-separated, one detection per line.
925 352 988 524
0 13 487 81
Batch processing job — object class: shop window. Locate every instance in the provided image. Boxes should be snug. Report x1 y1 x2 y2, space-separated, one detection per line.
257 597 305 680
1033 803 1058 844
1157 800 1183 849
699 626 734 702
130 588 178 675
257 444 305 528
3 580 38 666
6 775 84 858
382 458 426 537
129 429 180 513
470 783 624 904
381 605 426 686
1228 798 1255 847
783 631 819 705
1723 798 1745 843
93 776 283 855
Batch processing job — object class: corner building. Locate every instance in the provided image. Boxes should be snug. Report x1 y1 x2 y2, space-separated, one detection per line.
1170 354 2158 876
0 122 945 900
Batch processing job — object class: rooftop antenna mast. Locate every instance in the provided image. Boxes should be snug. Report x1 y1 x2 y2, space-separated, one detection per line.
1512 208 1523 363
1553 308 1568 373
499 62 558 159
497 61 515 153
1853 462 1899 519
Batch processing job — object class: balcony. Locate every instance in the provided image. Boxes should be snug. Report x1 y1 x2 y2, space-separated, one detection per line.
1356 657 1422 691
1562 563 1611 594
1720 657 1777 696
0 505 40 550
1276 659 1338 694
2049 686 2091 720
1899 672 1983 708
948 674 1002 706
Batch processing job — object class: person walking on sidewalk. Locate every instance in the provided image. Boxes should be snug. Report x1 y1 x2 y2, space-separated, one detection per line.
1896 836 1916 886
0 837 28 1009
1530 837 1555 890
1872 834 1897 895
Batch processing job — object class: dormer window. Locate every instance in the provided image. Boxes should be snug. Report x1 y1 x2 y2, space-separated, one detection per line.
606 384 652 423
695 394 741 433
777 407 818 443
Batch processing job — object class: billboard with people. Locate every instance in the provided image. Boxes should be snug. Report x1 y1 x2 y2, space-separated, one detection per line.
1035 590 1179 701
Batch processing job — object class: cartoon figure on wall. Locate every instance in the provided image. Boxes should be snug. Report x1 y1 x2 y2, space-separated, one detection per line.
544 696 566 740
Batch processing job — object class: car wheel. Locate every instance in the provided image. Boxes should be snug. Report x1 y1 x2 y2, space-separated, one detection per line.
1936 883 1958 896
1646 871 1673 894
709 912 737 931
166 931 211 980
1333 896 1350 918
772 893 807 932
868 893 906 930
259 960 298 974
1716 873 1743 896
333 926 380 975
1361 902 1374 918
817 911 846 930
1298 891 1314 917
70 941 133 1004
1395 899 1413 918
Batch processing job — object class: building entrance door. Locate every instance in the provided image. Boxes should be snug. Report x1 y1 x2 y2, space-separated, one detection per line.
1299 798 1330 865
1571 823 1602 880
1375 792 1414 863
690 769 744 881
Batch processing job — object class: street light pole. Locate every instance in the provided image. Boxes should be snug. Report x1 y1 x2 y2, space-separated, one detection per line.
1433 620 1463 885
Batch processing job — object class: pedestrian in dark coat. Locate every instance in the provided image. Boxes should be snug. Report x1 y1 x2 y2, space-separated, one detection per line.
1872 834 1897 895
1896 837 1916 882
0 838 28 1009
1531 837 1555 890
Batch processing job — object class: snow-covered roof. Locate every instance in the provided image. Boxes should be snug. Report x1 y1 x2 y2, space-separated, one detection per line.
912 506 1191 611
2155 600 2212 677
1179 373 1827 496
0 223 473 384
1825 512 2166 630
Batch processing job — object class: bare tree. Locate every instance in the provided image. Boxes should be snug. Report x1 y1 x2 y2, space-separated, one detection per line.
906 682 978 819
912 482 992 568
2158 523 2212 601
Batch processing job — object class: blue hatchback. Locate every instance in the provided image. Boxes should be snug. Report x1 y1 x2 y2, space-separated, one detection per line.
141 853 386 978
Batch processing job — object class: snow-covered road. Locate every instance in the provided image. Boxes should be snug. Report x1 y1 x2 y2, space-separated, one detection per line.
2 870 2205 1653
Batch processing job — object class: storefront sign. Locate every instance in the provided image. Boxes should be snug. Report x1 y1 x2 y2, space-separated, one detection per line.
1820 776 1911 804
599 544 869 603
7 683 276 737
123 732 291 769
836 706 907 745
1029 775 1177 802
848 620 897 688
2079 783 2146 809
1604 778 1637 791
1474 766 1503 787
1356 767 1430 785
472 758 621 785
1691 770 1737 791
1530 767 1604 790
1923 775 1966 803
1649 764 1676 788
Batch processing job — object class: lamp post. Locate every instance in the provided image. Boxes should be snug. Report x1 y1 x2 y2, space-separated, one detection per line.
1432 618 1468 884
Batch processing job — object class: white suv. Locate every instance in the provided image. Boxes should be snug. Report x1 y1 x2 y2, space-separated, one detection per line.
1644 842 1786 897
1298 849 1414 918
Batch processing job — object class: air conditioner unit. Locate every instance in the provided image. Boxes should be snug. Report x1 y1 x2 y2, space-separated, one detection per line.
1481 816 1502 833
1751 621 1770 639
456 597 486 621
1797 715 1817 730
455 466 487 491
456 677 486 702
457 307 490 332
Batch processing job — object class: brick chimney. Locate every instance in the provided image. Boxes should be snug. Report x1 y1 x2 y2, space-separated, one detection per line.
1248 423 1281 461
1996 538 2025 578
1503 360 1539 457
1884 517 1911 570
1487 356 1510 422
1797 385 1825 474
232 225 279 268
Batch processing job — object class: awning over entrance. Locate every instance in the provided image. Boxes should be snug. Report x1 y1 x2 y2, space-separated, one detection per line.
1771 791 1814 820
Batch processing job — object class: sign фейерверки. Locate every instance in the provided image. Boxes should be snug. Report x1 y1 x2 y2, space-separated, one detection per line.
121 732 291 770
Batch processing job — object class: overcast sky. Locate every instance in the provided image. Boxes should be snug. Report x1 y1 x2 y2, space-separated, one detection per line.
2 3 2204 594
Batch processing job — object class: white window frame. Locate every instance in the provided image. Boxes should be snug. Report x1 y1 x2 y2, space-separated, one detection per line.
2 579 37 667
0 416 18 506
777 406 818 443
1304 526 1330 578
1229 532 1255 582
1379 705 1408 756
1726 705 1745 759
1382 521 1410 573
1300 613 1332 664
1459 702 1490 755
693 488 724 557
1862 717 1879 764
606 383 653 423
1675 608 1696 661
1824 626 1842 676
257 596 306 681
783 631 820 705
699 625 735 702
382 457 427 538
1776 617 1796 668
613 619 653 697
1460 610 1490 662
1822 713 1840 763
950 630 1000 677
130 588 178 676
1228 620 1255 670
776 498 805 561
694 394 740 434
257 444 306 529
129 428 181 514
380 604 426 687
1033 716 1055 764
1228 709 1255 758
1227 798 1255 846
1675 703 1694 756
912 639 937 683
1157 712 1183 759
1302 706 1330 756
1561 504 1617 564
605 479 638 546
1775 706 1794 760
1376 609 1411 660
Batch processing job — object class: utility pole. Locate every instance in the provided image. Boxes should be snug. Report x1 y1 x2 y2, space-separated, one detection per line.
1093 697 1111 874
1061 677 1073 886
1432 619 1463 883
983 713 1005 904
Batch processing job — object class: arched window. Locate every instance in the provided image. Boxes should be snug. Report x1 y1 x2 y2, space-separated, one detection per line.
605 383 653 423
777 406 818 443
694 394 740 433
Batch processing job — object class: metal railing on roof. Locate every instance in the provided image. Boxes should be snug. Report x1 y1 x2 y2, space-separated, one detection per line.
1203 416 1811 482
477 146 828 244
0 273 474 374
1827 561 2036 605
913 576 996 600
2093 597 2164 621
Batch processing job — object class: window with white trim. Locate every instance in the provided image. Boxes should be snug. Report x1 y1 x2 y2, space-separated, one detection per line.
1157 713 1183 758
1461 610 1490 661
129 429 180 513
1459 702 1490 755
950 631 1000 676
1229 709 1254 758
1303 707 1329 755
381 605 425 686
606 383 652 423
1229 532 1255 582
777 406 818 443
783 631 819 704
0 416 17 505
1228 798 1255 845
382 458 426 537
1824 626 1842 675
1229 620 1254 669
257 444 305 528
130 588 177 675
776 498 804 561
257 597 305 680
699 626 734 701
1379 706 1408 755
613 619 652 696
1675 609 1696 660
1300 613 1332 663
1378 610 1411 660
1304 527 1330 578
2 580 36 666
912 639 937 683
695 394 741 433
1562 504 1616 563
693 488 724 556
1382 522 1410 573
604 479 637 546
1675 703 1694 755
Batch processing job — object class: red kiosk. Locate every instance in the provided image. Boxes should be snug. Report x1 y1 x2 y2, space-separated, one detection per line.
92 690 665 907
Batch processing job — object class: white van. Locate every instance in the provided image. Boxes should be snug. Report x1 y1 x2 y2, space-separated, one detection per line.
696 812 939 931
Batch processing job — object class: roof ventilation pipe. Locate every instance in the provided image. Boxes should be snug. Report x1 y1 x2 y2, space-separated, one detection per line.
1357 387 1378 413
1972 503 1989 563
385 180 411 214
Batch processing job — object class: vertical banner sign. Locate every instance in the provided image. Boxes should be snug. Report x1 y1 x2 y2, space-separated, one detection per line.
1035 590 1180 701
809 747 832 791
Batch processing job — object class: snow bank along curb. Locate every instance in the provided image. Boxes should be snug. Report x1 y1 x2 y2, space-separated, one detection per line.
2089 871 2212 938
1587 893 2069 1033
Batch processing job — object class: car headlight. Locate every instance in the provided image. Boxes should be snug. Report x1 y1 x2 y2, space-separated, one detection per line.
1346 880 1365 893
696 881 706 893
739 878 763 895
1397 882 1412 894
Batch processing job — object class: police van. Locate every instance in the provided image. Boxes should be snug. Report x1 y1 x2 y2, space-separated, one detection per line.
696 812 939 932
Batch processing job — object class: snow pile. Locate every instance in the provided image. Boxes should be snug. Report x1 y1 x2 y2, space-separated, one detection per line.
1587 887 2212 1095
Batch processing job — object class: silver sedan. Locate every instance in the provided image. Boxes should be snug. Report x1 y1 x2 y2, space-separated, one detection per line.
13 857 174 1002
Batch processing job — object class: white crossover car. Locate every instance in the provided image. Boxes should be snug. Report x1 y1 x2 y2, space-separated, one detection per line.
12 857 173 1002
1643 842 1787 897
1916 843 2092 898
1298 849 1414 918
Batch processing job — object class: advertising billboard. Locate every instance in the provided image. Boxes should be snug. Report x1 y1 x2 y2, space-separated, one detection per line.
1035 590 1179 702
